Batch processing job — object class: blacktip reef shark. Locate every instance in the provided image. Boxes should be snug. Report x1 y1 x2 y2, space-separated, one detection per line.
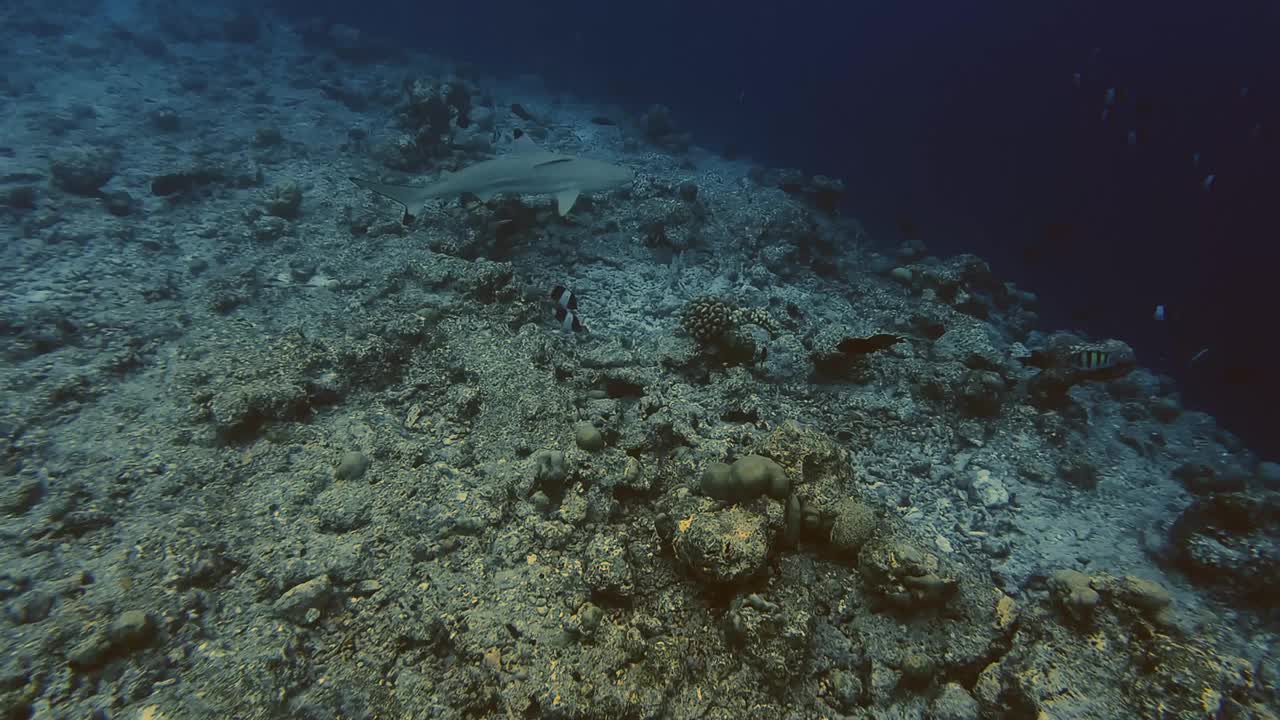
349 134 634 222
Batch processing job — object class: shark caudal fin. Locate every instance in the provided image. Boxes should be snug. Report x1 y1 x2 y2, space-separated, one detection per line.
349 177 434 223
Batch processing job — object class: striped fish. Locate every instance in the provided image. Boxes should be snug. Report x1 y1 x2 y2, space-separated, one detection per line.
1071 349 1115 371
550 285 585 333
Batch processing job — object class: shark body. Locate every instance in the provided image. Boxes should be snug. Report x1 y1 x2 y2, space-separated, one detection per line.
350 135 633 221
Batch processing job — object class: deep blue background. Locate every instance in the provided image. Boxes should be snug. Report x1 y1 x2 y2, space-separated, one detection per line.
272 0 1280 458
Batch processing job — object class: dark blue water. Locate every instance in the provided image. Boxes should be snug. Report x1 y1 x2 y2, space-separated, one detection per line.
276 0 1280 457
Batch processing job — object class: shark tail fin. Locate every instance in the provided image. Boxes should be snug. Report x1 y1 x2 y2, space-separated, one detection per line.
349 177 432 224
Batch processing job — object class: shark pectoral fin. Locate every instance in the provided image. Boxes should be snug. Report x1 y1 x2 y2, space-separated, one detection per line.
512 133 542 153
556 189 580 216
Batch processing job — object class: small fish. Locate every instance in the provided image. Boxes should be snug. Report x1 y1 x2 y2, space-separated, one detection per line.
1202 174 1216 191
1240 86 1250 98
1101 87 1117 121
590 116 616 126
1192 151 1201 168
550 285 578 310
1188 347 1210 366
1127 129 1138 145
1153 304 1165 321
555 306 584 333
550 285 585 332
1071 349 1116 371
510 103 533 121
1072 72 1082 88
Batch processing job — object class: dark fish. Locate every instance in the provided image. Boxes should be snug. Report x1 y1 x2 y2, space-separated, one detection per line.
550 285 577 310
510 103 533 121
1071 349 1115 371
554 305 585 333
590 116 616 126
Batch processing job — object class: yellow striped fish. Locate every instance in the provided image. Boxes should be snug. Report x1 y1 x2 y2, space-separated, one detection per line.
1071 349 1115 371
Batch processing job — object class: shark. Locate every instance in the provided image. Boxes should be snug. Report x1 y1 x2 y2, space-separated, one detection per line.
349 134 634 222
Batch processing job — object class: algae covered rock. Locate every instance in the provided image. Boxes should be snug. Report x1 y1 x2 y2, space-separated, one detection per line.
574 422 605 452
1168 491 1280 606
50 148 117 196
900 651 935 688
722 588 816 693
529 449 568 494
700 455 790 501
929 682 980 720
1106 574 1171 613
858 537 958 609
334 450 370 481
731 455 790 499
828 499 879 560
1047 569 1100 623
978 597 1257 719
583 531 634 597
699 461 733 499
755 421 852 502
672 506 770 583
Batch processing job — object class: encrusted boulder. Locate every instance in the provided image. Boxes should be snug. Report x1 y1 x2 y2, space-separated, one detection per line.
672 506 770 584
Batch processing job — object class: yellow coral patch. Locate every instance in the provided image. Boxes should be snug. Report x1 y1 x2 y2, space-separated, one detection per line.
994 593 1018 631
677 516 695 533
1201 687 1222 712
1087 632 1107 652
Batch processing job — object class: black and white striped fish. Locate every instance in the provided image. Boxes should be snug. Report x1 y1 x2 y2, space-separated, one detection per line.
550 285 585 333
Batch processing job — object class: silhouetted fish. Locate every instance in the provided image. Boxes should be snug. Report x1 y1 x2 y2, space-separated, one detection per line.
590 116 616 126
510 103 533 121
